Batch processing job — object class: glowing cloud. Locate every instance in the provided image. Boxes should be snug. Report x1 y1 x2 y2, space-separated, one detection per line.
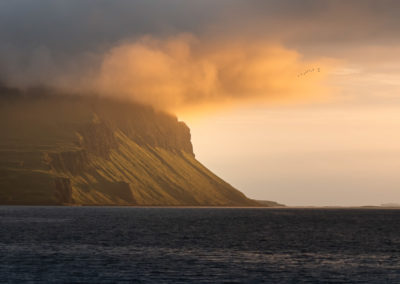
92 34 332 111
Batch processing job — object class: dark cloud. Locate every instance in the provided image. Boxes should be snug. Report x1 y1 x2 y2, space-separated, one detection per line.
0 0 233 53
1 0 400 54
1 0 400 105
220 0 400 49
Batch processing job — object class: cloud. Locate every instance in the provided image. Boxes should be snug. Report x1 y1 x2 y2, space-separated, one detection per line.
0 33 333 111
9 0 400 110
88 34 332 111
2 1 400 52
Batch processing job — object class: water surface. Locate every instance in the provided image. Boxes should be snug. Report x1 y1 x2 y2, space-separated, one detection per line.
1 207 400 283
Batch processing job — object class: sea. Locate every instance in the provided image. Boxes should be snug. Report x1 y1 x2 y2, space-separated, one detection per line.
0 206 400 283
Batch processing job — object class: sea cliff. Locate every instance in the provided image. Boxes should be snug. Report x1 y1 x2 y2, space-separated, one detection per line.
0 88 258 206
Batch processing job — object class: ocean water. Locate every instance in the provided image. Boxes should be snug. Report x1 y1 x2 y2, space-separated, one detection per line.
1 207 400 283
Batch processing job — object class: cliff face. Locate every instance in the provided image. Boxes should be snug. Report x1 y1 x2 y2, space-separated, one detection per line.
0 90 257 206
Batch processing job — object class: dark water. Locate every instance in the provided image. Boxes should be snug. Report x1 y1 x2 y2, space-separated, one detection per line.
1 207 400 283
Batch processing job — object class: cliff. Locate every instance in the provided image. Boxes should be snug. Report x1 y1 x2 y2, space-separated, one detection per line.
0 88 258 206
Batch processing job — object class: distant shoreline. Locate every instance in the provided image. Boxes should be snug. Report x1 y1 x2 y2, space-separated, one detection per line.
1 204 400 209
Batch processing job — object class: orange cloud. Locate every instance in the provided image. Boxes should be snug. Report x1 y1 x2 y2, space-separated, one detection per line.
92 34 333 112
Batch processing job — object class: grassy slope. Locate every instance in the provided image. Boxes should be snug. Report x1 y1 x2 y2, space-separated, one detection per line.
0 94 257 206
68 131 254 206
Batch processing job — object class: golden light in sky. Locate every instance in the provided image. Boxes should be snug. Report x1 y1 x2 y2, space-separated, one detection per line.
89 35 334 112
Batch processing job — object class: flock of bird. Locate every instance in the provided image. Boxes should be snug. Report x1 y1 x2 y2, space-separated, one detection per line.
297 67 320 78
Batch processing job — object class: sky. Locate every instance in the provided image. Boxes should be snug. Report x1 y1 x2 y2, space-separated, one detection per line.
1 0 400 206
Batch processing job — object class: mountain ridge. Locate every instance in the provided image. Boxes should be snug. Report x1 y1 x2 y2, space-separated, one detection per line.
0 88 264 206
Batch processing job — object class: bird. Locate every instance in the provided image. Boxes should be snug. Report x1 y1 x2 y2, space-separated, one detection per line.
297 67 320 78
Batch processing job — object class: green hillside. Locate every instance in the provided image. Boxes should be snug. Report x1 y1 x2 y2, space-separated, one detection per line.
0 89 258 206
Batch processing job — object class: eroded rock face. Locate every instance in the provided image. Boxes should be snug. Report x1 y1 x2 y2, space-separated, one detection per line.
77 121 117 158
44 150 90 175
0 92 257 206
109 181 136 204
54 177 73 204
89 99 194 156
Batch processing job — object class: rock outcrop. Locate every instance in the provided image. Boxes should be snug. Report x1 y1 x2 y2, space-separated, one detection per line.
0 89 258 206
